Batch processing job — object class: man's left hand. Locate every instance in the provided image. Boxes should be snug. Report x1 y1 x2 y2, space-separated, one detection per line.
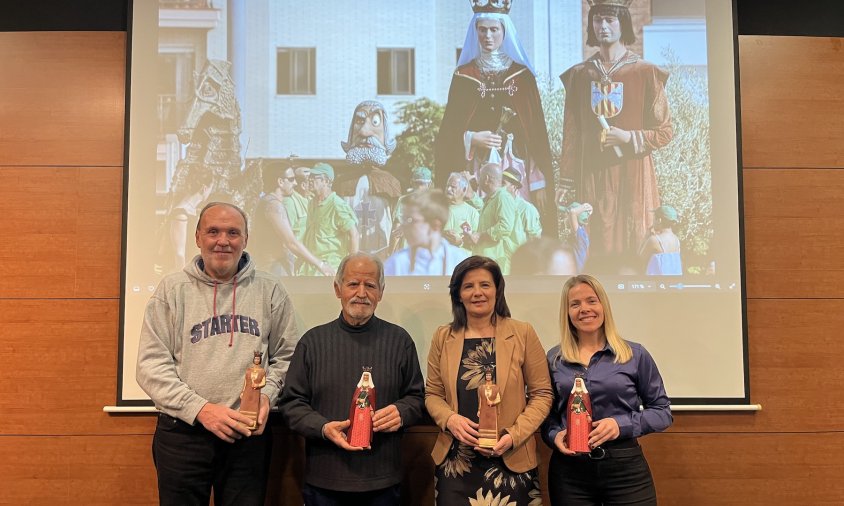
252 394 271 436
372 404 402 433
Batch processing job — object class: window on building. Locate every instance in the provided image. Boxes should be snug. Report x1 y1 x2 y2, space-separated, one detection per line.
377 48 415 95
277 48 316 95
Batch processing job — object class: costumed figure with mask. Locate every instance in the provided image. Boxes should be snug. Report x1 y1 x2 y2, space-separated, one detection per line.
435 0 555 237
335 101 402 258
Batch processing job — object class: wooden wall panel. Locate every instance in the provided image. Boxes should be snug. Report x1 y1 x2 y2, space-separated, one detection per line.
739 36 844 169
0 435 157 506
0 32 126 167
743 168 844 298
647 433 844 505
670 299 844 432
0 299 155 436
0 167 122 298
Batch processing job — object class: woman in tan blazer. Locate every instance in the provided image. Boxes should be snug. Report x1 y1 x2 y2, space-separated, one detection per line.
425 256 552 505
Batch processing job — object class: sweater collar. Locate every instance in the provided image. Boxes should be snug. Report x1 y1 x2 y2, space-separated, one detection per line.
338 312 379 333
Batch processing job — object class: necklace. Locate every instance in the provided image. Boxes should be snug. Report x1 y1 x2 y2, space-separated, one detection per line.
592 50 636 85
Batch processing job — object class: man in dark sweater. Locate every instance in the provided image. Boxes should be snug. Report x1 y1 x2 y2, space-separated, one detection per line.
279 252 425 505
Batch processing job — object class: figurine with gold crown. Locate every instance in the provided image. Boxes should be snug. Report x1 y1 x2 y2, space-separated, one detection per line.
434 0 555 238
558 0 674 275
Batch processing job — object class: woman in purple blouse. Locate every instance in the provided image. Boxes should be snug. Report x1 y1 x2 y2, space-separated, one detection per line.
542 274 672 505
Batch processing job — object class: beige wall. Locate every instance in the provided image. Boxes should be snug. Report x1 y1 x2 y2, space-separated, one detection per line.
1 32 843 504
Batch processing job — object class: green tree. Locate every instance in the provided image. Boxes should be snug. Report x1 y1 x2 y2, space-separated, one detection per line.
652 51 713 271
386 98 445 186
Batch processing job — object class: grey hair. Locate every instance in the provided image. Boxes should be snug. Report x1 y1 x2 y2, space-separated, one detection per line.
334 252 385 291
447 171 469 191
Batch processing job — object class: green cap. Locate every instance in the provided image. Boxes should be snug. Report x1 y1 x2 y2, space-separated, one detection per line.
311 162 335 181
411 166 433 183
653 205 678 222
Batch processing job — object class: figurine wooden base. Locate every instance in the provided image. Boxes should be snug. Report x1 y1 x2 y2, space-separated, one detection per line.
239 410 258 430
478 430 498 449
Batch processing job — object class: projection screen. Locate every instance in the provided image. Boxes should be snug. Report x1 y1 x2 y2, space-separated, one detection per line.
119 0 747 406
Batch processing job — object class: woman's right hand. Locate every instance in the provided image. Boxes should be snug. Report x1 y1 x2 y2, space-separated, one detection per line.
446 413 480 447
554 430 577 456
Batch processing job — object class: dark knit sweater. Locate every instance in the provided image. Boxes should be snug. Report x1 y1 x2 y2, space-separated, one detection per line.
279 314 425 492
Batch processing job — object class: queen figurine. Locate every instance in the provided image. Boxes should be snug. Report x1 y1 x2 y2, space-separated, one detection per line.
566 376 593 453
348 368 377 448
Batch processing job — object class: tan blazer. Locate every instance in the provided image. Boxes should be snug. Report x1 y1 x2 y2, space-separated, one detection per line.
425 317 553 473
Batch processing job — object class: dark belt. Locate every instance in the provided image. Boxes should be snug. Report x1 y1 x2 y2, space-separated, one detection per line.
572 438 642 461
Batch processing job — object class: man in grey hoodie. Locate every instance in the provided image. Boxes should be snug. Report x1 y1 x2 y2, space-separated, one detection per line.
137 202 300 506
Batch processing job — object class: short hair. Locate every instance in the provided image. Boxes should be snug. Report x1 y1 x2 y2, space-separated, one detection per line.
557 274 631 364
261 160 292 193
196 201 249 237
448 256 511 331
447 172 469 191
334 252 385 291
402 190 449 230
586 5 636 47
480 162 502 179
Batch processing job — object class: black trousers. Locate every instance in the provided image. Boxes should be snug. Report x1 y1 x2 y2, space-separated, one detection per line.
302 483 401 506
152 413 272 506
548 439 657 505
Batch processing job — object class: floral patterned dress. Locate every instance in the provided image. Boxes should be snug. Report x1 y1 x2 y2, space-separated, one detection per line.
434 337 542 505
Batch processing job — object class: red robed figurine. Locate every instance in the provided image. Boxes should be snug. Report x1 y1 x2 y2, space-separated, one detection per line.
348 368 377 448
566 377 593 454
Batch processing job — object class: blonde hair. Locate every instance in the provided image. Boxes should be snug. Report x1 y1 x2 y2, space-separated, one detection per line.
558 274 632 365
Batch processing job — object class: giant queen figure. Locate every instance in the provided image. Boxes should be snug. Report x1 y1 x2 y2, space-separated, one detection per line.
435 0 555 236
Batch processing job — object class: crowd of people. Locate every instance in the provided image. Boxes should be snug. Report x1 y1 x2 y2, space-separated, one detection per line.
138 200 672 506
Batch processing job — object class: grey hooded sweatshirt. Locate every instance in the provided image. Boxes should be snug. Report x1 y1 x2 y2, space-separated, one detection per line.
136 252 300 424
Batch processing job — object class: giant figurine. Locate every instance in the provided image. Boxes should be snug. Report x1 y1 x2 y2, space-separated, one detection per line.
559 0 673 274
336 100 402 257
435 0 555 236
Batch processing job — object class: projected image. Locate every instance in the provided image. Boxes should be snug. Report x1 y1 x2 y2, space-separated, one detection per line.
124 0 746 404
144 0 714 280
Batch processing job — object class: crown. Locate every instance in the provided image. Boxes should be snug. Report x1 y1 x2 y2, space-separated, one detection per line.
362 366 373 372
587 0 633 7
253 351 263 359
471 0 512 15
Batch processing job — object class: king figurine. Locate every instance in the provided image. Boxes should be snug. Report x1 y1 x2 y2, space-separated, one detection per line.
238 351 266 430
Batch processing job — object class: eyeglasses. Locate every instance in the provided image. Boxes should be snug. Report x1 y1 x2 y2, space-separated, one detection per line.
284 176 296 182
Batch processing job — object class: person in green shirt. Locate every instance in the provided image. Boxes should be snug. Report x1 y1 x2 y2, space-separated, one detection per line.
502 167 542 249
251 162 333 276
443 171 480 252
284 166 310 242
299 163 360 275
465 163 518 274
